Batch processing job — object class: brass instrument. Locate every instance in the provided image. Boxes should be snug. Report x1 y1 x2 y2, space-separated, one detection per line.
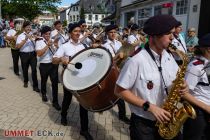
156 44 196 139
5 30 22 49
114 40 136 69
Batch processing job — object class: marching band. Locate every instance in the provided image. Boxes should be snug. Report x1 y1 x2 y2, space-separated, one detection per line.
3 15 210 140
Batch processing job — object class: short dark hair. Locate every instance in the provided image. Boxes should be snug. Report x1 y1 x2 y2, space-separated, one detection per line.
54 20 62 26
22 21 31 28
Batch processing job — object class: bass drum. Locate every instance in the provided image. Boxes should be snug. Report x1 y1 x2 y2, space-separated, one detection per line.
62 47 119 112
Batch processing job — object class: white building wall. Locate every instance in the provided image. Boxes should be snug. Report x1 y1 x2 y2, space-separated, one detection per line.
188 0 201 33
120 0 201 33
68 6 80 23
85 14 106 26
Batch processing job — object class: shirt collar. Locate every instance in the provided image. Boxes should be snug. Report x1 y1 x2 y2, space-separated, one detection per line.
69 38 81 45
107 39 116 45
150 48 164 62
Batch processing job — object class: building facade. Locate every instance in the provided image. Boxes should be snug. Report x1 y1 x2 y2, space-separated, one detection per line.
68 0 108 26
60 7 70 24
68 1 80 24
34 11 56 27
120 0 201 33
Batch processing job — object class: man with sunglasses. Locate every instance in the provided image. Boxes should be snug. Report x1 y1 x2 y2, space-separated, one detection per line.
78 19 92 47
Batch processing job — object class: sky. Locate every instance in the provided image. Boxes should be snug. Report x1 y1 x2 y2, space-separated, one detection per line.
60 0 77 6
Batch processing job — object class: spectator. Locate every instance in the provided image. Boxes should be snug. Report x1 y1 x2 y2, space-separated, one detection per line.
186 27 199 53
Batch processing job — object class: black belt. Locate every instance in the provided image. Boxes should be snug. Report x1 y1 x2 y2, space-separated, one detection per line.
20 51 36 55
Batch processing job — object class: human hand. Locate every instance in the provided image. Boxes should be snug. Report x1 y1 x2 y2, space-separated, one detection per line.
61 57 69 65
148 104 171 123
180 80 189 97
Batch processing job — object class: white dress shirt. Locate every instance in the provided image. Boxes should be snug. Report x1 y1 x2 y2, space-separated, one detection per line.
35 37 56 63
16 32 35 52
102 39 122 57
51 29 68 47
172 34 187 61
116 48 179 121
53 39 86 58
185 56 210 105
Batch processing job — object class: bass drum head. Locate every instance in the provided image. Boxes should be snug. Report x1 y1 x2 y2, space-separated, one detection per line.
63 47 112 92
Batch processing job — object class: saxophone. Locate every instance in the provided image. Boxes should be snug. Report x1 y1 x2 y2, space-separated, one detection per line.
156 44 196 139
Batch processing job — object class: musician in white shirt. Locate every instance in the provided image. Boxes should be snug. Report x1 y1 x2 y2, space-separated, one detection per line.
35 26 61 110
52 23 93 140
16 21 40 92
127 24 142 50
5 21 20 76
102 24 130 124
171 21 187 65
51 20 68 47
182 33 210 140
115 15 187 140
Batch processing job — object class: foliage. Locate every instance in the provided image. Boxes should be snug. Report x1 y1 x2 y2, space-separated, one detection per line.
62 20 67 27
80 5 85 20
1 0 61 20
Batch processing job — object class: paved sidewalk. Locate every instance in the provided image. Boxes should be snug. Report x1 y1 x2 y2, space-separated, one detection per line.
0 48 130 140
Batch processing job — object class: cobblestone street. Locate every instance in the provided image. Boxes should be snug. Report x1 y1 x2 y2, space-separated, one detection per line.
0 48 130 140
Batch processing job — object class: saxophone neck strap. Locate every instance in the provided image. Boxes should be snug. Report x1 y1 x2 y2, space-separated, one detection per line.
145 44 169 95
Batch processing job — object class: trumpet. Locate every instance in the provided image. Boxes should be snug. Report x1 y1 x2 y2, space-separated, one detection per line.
24 33 36 41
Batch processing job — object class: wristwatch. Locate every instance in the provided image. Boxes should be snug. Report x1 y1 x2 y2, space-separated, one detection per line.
143 101 150 111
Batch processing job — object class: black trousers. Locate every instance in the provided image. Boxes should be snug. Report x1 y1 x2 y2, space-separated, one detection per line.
117 99 126 118
20 51 38 88
11 49 20 74
39 63 59 103
61 86 88 131
130 113 182 140
183 106 210 140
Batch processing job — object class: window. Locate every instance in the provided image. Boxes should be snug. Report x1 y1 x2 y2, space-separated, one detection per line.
176 0 188 15
77 15 79 21
95 15 98 21
154 4 173 15
138 20 147 28
138 8 152 28
102 15 105 18
88 15 92 20
70 16 72 22
193 5 198 12
138 8 152 19
154 5 162 15
73 15 75 21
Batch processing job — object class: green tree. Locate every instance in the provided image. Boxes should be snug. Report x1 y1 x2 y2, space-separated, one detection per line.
1 0 61 20
80 5 85 20
62 20 67 27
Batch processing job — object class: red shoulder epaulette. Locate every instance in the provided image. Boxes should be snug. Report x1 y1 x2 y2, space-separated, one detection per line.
193 59 204 65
